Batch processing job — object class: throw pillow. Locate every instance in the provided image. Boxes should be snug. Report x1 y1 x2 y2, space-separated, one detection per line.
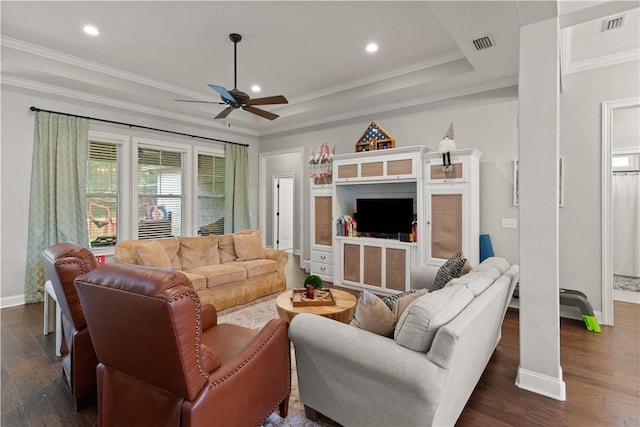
432 252 467 291
179 236 220 270
233 230 266 261
459 261 473 277
394 284 474 353
381 290 417 311
350 290 395 337
392 289 429 321
135 241 172 269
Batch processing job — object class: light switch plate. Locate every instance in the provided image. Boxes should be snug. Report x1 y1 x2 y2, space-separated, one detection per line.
502 218 517 228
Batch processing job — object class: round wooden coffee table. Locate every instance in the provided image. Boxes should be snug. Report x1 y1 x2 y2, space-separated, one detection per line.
275 288 357 324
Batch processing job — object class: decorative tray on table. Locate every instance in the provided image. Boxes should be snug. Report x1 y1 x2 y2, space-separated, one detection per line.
291 289 336 307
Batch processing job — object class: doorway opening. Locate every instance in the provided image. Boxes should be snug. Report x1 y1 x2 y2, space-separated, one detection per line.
602 98 640 323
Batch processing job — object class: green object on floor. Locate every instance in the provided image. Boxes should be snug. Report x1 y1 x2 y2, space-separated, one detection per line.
560 288 601 333
583 315 601 333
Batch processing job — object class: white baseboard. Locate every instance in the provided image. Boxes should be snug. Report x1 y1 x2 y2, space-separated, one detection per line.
1 294 25 309
613 289 640 304
516 366 566 401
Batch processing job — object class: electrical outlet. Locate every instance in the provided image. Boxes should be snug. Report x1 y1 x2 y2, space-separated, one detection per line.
502 218 517 228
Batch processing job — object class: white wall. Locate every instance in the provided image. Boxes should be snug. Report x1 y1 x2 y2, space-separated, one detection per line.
0 85 259 306
559 60 640 312
613 107 640 151
259 95 521 269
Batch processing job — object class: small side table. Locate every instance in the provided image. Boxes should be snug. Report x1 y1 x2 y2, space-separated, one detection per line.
43 280 62 357
275 288 357 324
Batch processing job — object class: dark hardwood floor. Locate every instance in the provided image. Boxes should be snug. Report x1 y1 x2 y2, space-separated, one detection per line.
2 255 638 426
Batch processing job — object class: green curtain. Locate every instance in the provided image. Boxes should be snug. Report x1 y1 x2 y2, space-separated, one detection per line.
24 112 89 303
224 144 250 233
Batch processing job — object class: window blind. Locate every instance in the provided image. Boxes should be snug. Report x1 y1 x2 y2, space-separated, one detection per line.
197 153 225 235
137 147 183 239
86 141 120 247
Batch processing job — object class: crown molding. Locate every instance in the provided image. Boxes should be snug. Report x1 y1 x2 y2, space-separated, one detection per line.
288 51 467 105
261 77 518 137
1 36 216 101
564 49 640 74
1 75 259 137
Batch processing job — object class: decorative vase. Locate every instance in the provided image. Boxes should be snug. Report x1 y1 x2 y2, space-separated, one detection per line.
306 285 315 299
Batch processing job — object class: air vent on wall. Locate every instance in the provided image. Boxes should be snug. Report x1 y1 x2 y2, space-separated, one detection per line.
472 35 494 51
602 16 624 31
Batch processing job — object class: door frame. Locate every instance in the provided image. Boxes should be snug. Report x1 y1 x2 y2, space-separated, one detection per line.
601 97 640 325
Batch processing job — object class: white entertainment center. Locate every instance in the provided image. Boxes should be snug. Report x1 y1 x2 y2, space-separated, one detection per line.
309 145 481 295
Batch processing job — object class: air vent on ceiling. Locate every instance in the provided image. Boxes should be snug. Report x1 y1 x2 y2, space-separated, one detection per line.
602 16 624 31
472 35 494 51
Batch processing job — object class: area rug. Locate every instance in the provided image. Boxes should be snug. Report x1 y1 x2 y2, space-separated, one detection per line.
216 295 339 427
614 274 640 293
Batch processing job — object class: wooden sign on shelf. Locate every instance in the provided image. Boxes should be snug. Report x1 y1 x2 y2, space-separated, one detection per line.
355 121 395 152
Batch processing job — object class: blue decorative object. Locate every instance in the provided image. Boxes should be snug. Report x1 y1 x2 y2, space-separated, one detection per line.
479 234 494 262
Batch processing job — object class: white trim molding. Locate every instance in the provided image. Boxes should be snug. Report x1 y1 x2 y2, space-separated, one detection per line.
516 366 567 401
1 294 26 309
601 97 640 326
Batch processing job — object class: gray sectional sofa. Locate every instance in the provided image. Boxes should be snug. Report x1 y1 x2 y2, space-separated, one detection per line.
289 257 519 427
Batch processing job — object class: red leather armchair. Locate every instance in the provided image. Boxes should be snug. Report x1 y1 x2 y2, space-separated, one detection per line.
40 243 99 410
75 263 291 427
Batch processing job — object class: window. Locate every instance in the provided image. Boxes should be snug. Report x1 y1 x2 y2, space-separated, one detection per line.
86 140 120 248
137 147 184 239
197 153 225 235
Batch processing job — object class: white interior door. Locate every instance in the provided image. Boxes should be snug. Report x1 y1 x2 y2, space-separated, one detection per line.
273 177 294 251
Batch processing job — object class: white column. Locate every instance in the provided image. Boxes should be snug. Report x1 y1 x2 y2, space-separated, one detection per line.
516 17 566 400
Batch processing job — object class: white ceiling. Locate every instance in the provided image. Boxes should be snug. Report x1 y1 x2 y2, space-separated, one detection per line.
1 1 638 137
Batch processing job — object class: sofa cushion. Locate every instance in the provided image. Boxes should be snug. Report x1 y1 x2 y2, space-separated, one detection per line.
446 267 501 296
179 236 220 270
185 264 247 288
135 241 172 269
115 238 181 269
182 272 207 291
231 259 277 278
217 234 237 263
233 231 266 261
394 284 474 352
473 257 509 274
350 290 395 337
432 252 467 291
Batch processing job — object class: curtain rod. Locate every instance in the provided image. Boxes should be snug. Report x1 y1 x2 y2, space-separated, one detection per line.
29 106 249 147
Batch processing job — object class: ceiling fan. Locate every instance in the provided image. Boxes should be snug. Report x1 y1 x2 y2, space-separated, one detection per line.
176 33 288 121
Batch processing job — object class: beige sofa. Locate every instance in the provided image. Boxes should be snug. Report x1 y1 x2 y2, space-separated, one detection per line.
113 230 288 311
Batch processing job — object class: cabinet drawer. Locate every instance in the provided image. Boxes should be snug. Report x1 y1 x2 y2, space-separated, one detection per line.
337 164 358 179
430 163 464 180
387 159 413 176
311 262 334 277
361 161 384 177
311 251 333 264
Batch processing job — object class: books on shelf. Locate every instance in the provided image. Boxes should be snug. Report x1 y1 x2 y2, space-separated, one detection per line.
336 215 357 237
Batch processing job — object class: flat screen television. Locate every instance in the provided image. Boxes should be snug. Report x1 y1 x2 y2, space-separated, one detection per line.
356 198 413 237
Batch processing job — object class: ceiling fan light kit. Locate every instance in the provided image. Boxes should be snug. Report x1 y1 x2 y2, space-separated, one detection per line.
175 33 288 121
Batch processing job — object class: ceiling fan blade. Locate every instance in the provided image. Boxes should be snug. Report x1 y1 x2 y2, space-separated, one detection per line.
243 105 279 121
214 107 234 119
208 84 235 103
174 99 226 105
245 95 289 106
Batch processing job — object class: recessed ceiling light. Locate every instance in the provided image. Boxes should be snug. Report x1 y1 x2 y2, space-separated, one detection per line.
251 85 261 93
83 25 99 36
366 42 378 53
